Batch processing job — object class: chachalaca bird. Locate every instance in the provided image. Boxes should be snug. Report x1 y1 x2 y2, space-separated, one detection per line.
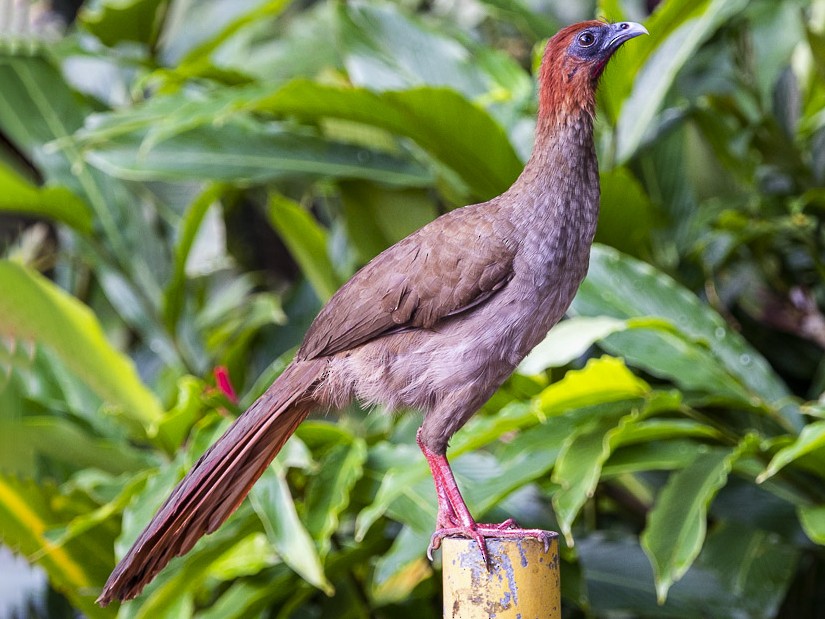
98 19 647 605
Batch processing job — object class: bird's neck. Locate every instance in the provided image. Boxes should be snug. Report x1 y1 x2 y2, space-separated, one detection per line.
507 105 598 213
503 101 600 275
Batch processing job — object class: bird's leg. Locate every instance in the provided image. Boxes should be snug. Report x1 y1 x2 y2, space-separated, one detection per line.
416 429 552 566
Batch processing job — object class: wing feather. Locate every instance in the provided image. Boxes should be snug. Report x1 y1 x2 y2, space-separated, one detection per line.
297 203 516 360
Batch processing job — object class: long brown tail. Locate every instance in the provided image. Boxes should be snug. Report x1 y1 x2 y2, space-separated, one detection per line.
97 359 327 606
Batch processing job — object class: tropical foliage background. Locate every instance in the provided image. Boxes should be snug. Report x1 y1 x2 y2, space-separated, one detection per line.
1 0 824 617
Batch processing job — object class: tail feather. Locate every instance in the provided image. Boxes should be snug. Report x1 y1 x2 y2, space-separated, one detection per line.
97 359 327 606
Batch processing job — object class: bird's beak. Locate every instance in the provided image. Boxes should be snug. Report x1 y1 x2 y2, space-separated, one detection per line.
605 21 648 53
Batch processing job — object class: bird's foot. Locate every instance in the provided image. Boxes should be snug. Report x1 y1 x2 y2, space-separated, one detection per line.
427 520 553 567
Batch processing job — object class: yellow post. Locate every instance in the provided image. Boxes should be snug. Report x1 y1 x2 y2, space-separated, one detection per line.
442 534 560 619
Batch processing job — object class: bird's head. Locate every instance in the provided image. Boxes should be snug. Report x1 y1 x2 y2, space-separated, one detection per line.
539 20 648 119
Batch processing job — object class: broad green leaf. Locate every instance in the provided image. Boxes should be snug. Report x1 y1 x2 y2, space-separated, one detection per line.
462 442 558 517
205 532 276 580
519 317 627 374
572 245 801 430
603 439 703 477
552 409 640 544
47 473 148 550
338 2 525 103
757 419 825 482
601 328 752 402
0 260 163 428
267 194 339 301
195 566 295 619
252 80 523 199
370 526 432 605
171 0 291 65
356 443 431 540
595 167 654 256
0 54 132 262
0 164 92 233
611 418 720 447
158 0 285 65
304 438 367 556
249 466 333 595
641 440 755 602
19 416 150 474
151 376 207 453
536 355 650 413
162 184 225 332
699 523 799 618
476 0 558 39
578 533 791 618
798 504 825 545
83 120 432 187
79 0 166 47
612 0 750 162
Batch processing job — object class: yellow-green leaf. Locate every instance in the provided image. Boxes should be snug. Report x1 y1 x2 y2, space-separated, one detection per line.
537 355 650 414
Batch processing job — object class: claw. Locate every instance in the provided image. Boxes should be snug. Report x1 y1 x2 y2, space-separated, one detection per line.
427 522 554 569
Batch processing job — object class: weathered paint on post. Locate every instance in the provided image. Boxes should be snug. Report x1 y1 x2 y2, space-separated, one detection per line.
442 534 560 619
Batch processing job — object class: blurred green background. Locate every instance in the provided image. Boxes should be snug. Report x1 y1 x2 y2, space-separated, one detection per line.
1 0 825 617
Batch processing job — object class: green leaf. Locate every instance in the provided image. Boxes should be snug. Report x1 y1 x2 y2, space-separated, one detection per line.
304 438 367 556
158 0 286 65
205 532 276 580
552 415 630 544
550 398 683 546
641 440 754 602
798 504 825 545
699 522 799 617
0 260 163 429
370 526 432 605
603 328 752 402
572 245 801 430
252 80 522 199
476 0 558 39
267 193 340 301
151 376 206 453
79 0 166 47
19 416 151 474
249 466 333 595
613 0 750 162
757 419 825 482
162 184 225 332
611 418 720 447
578 532 793 618
338 3 525 103
603 439 704 477
519 317 628 374
195 566 294 619
536 355 650 413
355 443 428 540
0 164 92 233
0 54 133 264
82 120 432 187
595 167 654 256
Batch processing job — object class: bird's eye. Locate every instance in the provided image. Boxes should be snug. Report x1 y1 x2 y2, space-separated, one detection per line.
578 31 595 47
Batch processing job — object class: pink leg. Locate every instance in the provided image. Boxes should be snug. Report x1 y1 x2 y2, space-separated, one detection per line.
416 428 552 566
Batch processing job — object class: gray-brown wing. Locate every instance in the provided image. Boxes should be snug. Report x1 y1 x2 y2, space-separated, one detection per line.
296 205 516 360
